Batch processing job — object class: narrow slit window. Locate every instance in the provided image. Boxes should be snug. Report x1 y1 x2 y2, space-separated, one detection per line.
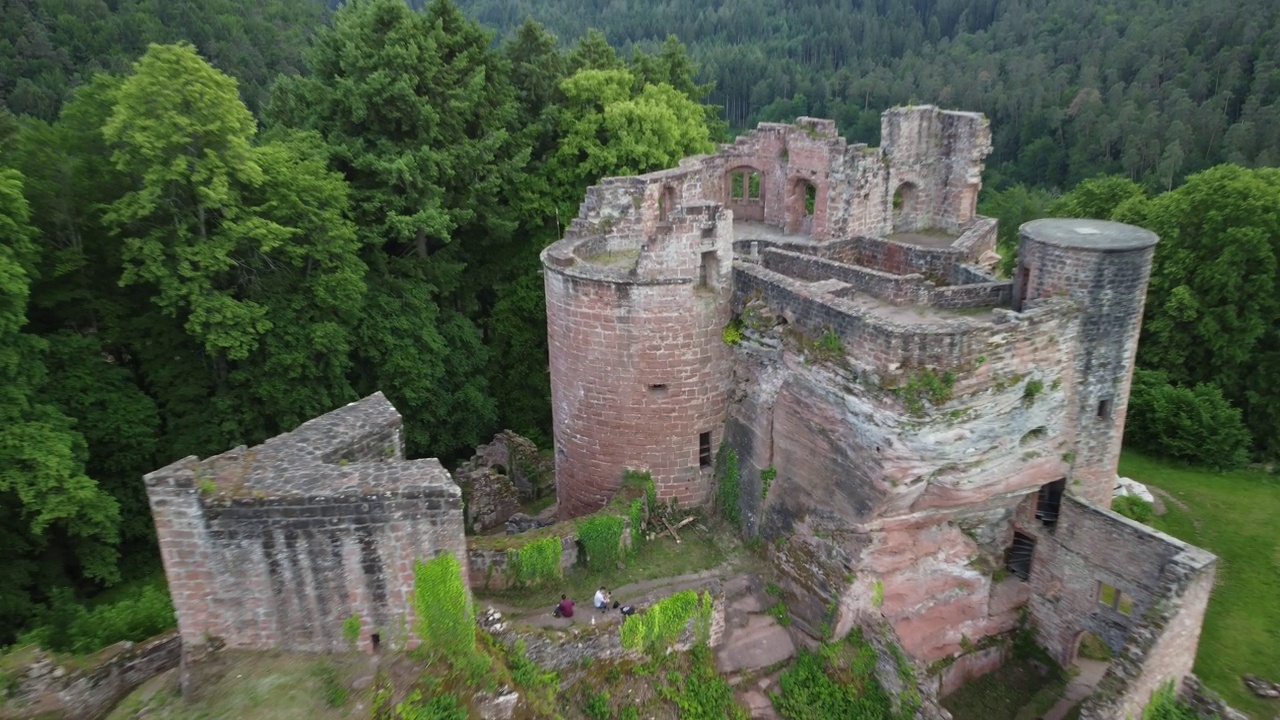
699 432 712 468
699 251 718 288
1004 531 1036 581
649 383 668 393
371 633 382 653
1098 398 1113 419
1035 478 1066 527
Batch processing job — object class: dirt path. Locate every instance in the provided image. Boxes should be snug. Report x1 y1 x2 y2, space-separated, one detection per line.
1040 659 1108 720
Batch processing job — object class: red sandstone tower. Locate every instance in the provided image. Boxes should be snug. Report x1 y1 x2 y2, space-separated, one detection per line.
543 176 735 519
1012 219 1160 506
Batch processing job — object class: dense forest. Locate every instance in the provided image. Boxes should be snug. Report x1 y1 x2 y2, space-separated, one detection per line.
454 0 1280 192
0 0 1276 660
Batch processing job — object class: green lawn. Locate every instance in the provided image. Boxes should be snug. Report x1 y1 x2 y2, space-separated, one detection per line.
1118 450 1280 718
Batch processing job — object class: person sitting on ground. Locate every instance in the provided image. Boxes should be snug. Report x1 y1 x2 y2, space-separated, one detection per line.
554 594 575 618
594 586 610 612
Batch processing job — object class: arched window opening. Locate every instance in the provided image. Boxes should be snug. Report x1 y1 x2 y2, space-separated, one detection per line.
893 182 917 213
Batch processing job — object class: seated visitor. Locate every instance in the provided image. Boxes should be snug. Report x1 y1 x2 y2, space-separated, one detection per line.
554 594 575 618
594 586 610 612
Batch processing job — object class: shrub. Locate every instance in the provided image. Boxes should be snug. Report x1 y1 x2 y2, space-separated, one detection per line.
1112 495 1154 524
771 629 893 720
342 614 361 646
1126 369 1250 468
20 583 176 654
584 691 612 720
394 689 468 720
1141 680 1198 720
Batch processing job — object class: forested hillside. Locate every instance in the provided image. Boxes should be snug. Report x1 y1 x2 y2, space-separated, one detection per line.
454 0 1280 191
0 0 717 644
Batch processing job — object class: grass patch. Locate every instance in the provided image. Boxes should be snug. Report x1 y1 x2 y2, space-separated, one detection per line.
1118 450 1280 718
106 651 372 720
475 524 737 611
941 654 1066 720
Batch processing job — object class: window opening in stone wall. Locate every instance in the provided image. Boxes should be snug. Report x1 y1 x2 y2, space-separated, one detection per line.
649 383 668 393
1098 398 1113 419
1096 582 1134 616
701 226 715 240
659 186 676 222
748 172 761 199
804 182 816 215
699 251 718 288
730 172 745 200
1035 478 1067 528
699 432 712 468
1004 531 1036 581
1014 263 1031 312
371 633 381 653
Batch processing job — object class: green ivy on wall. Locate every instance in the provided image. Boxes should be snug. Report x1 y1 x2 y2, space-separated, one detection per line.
760 466 777 500
577 514 625 571
627 499 645 556
506 535 563 586
412 552 480 672
620 590 713 654
717 446 741 528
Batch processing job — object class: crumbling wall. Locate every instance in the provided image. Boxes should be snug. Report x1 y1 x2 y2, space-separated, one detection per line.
0 632 180 720
146 393 467 655
881 108 992 234
1014 495 1217 719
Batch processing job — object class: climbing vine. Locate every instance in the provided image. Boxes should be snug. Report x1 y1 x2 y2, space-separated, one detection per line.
620 590 713 653
717 446 741 528
627 499 645 556
577 514 624 571
505 536 563 586
412 553 480 671
760 466 777 500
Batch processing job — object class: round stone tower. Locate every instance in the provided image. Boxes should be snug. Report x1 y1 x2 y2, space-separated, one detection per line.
1013 219 1159 506
543 182 734 520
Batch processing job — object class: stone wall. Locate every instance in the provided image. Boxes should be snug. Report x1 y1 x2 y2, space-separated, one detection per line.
466 534 580 591
1013 494 1217 719
145 393 467 656
1178 675 1251 720
1 632 180 720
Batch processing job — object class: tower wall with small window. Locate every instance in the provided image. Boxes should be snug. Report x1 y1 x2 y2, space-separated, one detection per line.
542 175 733 519
1013 219 1159 505
881 107 992 234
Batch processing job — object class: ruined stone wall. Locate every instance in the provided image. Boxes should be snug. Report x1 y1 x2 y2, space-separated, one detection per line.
146 394 467 655
881 108 991 234
723 273 1083 659
760 249 1010 309
1020 495 1215 673
0 632 180 720
1014 220 1159 505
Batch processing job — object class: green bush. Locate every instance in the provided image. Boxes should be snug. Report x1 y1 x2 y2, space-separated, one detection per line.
1112 495 1154 524
1126 369 1250 468
771 629 894 720
576 514 624 571
20 583 176 654
394 689 468 720
658 645 749 720
584 690 612 720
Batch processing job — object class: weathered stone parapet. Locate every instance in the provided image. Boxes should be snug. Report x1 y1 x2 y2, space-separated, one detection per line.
0 631 180 720
1178 675 1251 720
145 394 468 656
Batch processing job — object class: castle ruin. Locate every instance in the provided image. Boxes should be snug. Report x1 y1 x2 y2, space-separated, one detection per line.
541 106 1218 718
145 392 466 657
